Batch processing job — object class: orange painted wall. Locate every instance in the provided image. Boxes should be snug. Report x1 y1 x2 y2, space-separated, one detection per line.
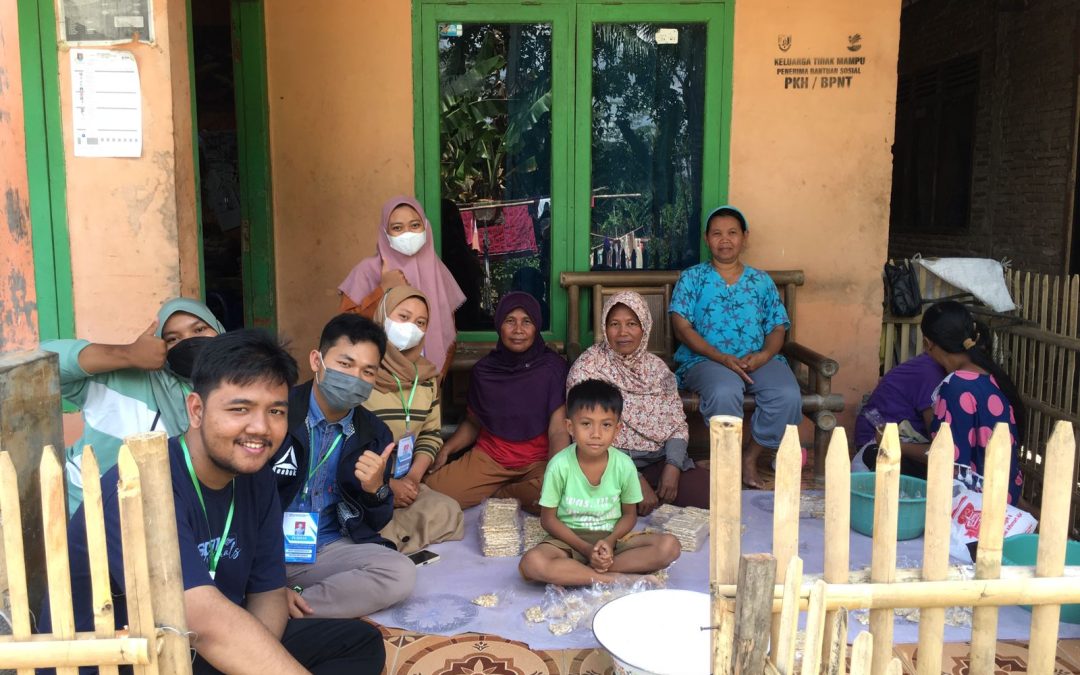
54 0 198 344
265 1 416 359
727 1 900 429
1 2 39 352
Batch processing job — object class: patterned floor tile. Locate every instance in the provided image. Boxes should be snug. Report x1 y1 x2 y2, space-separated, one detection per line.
564 648 615 675
893 640 1080 674
392 632 561 675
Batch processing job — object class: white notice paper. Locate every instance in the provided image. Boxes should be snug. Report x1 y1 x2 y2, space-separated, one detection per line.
70 49 143 158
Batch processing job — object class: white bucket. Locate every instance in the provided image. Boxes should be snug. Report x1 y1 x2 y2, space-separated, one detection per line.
591 589 711 675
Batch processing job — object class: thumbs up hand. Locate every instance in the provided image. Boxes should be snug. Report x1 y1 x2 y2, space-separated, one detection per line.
126 320 168 371
354 442 395 494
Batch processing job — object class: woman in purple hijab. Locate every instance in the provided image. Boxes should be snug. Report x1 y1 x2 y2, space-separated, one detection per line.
425 292 570 514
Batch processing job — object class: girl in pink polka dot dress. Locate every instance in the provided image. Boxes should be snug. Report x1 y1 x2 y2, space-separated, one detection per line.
922 301 1024 504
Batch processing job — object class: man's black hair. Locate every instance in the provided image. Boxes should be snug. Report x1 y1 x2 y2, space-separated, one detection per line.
566 379 623 418
319 313 387 359
192 329 299 398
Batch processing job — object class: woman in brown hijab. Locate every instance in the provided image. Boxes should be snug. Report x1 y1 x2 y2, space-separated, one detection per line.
363 285 463 553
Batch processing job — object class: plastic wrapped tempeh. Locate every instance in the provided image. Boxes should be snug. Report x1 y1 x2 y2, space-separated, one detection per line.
480 497 524 556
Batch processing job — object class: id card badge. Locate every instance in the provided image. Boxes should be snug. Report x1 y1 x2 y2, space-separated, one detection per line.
393 434 415 479
283 511 318 564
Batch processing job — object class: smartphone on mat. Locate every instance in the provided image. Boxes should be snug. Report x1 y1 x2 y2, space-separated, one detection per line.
408 549 441 566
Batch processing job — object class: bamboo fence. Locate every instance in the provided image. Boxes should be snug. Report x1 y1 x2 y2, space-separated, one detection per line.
709 417 1080 675
0 432 190 673
880 265 1080 537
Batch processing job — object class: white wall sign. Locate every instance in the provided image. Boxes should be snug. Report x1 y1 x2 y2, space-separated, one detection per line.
70 49 143 158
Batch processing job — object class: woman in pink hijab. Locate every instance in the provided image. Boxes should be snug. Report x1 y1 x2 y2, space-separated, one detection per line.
339 196 466 376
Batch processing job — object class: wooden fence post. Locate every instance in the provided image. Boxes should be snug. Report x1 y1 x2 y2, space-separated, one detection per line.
848 632 874 675
799 580 827 675
40 447 77 675
870 424 900 675
771 426 802 662
124 432 191 675
80 447 119 675
969 423 1010 672
916 424 954 675
1028 421 1076 673
775 556 803 675
711 416 743 675
734 553 777 675
822 427 850 674
0 451 32 675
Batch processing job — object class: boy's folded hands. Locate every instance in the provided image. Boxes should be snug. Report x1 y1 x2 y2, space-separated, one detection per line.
589 539 614 572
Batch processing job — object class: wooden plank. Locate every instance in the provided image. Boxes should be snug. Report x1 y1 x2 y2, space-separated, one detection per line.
711 416 743 675
870 424 900 675
775 556 803 675
124 432 192 675
799 580 827 675
80 446 120 675
848 632 874 675
823 605 848 675
916 424 954 675
899 323 911 367
40 446 77 675
884 658 904 675
883 321 897 374
969 424 1011 672
0 638 149 669
771 425 802 662
733 553 777 675
822 427 850 674
1028 422 1076 673
116 447 159 675
0 451 34 675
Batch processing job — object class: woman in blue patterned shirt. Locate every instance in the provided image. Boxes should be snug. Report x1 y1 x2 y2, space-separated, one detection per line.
669 206 802 489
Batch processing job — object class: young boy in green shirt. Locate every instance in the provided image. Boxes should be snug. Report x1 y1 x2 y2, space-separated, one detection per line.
519 379 682 585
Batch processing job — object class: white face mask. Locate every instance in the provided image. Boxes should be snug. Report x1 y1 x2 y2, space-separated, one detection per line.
386 319 425 351
387 230 426 256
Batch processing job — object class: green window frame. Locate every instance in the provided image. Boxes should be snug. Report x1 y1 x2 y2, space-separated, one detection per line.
412 0 734 344
19 0 74 342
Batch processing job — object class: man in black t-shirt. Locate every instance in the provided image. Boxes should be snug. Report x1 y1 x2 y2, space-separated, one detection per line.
42 330 385 675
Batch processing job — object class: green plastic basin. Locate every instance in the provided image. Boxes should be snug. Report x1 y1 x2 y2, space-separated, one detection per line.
1001 533 1080 624
850 472 927 541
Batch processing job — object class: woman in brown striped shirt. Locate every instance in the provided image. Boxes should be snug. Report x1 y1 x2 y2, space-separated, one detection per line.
364 285 464 553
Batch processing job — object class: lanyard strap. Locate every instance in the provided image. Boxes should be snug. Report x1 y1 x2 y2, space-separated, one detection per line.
179 436 235 580
392 366 420 426
303 426 344 499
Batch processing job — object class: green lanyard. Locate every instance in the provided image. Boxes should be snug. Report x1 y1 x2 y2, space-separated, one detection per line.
179 436 234 580
392 366 420 426
302 426 344 502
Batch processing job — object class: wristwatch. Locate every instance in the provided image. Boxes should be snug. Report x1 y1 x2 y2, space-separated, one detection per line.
372 483 391 502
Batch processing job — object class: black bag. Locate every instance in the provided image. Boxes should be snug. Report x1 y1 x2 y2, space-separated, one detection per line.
884 259 922 317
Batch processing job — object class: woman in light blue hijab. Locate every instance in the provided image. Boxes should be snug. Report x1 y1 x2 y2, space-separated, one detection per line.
42 297 225 511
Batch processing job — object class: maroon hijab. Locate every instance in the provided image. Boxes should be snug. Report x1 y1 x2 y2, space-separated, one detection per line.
468 292 568 441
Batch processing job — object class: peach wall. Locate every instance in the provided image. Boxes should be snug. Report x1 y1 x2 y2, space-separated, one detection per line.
263 0 896 432
1 2 39 352
728 0 899 429
265 1 416 359
56 0 198 344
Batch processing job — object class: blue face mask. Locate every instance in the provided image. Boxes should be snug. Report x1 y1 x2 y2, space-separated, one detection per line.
316 354 373 411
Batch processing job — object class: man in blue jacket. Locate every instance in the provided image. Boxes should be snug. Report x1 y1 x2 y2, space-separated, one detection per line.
270 313 416 618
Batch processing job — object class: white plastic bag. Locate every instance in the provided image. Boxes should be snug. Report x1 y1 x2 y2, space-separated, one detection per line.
949 488 1037 562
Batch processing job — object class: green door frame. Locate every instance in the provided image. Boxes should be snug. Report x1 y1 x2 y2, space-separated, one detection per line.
187 0 277 331
412 0 734 343
415 3 574 344
18 0 75 342
573 3 733 271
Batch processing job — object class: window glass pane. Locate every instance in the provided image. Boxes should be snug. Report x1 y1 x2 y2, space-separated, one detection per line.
589 24 706 271
438 23 553 330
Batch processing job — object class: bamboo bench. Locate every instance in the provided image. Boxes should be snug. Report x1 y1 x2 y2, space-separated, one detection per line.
560 270 843 474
